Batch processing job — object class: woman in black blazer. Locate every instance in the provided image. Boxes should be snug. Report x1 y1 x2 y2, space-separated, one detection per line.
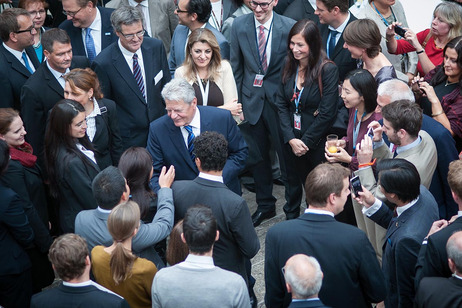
64 68 123 169
0 108 54 293
45 99 100 233
276 19 339 219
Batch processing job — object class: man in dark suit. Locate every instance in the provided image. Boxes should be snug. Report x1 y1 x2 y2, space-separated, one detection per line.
357 159 439 308
59 0 116 60
283 254 329 308
315 0 356 82
31 234 129 308
415 230 462 308
169 0 230 76
265 163 386 308
231 0 296 225
0 8 40 110
172 131 259 306
92 6 171 149
147 78 248 195
283 0 319 23
415 159 462 287
21 28 89 170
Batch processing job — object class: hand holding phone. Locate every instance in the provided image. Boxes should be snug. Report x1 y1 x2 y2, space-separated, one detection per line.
394 25 407 37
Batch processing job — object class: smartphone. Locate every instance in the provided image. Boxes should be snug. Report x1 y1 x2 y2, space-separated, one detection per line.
366 126 374 139
394 25 407 37
350 175 362 196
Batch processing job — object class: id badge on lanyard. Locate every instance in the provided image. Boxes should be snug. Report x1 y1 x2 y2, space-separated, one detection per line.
253 74 264 87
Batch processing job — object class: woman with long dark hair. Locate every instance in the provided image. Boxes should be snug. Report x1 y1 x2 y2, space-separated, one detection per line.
276 19 339 219
45 99 100 233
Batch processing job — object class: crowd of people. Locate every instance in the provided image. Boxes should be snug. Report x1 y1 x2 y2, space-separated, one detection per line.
1 0 462 307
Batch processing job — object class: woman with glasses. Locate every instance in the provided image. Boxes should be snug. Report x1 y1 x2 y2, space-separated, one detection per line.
45 99 100 233
19 0 48 62
175 28 242 117
276 19 339 218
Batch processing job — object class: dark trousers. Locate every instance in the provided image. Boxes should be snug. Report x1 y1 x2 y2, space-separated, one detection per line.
0 268 32 308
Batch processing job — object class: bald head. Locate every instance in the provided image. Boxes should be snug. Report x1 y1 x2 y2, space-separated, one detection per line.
376 79 415 113
284 254 323 299
447 231 462 274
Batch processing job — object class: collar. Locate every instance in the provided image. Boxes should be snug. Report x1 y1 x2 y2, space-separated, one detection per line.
454 274 462 280
328 12 350 33
46 60 69 80
182 107 200 130
396 196 419 217
292 298 321 302
396 135 421 155
2 42 24 60
304 208 334 217
118 39 140 57
97 206 112 214
187 23 206 37
128 0 149 7
458 210 462 217
62 280 93 287
199 172 223 183
254 12 273 29
86 98 102 119
181 254 215 269
87 8 101 31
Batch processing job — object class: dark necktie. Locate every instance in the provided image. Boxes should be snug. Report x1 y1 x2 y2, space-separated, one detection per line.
392 144 398 158
184 125 195 162
132 53 146 100
258 25 267 72
22 52 33 74
85 28 96 62
328 30 338 59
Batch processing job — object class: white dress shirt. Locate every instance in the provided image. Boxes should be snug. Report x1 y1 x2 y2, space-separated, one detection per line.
46 60 69 88
181 108 201 147
3 42 35 73
254 13 274 70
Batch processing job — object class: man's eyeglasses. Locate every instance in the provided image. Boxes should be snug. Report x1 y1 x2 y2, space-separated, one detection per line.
249 0 273 9
120 29 145 40
15 26 35 34
175 5 189 13
62 6 84 18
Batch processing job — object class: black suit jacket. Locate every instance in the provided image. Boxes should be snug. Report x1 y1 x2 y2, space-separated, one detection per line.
21 56 90 170
0 45 40 110
92 38 171 149
0 183 34 276
31 283 130 308
283 0 319 23
265 213 386 308
172 177 260 284
318 14 358 82
415 277 462 308
58 7 117 58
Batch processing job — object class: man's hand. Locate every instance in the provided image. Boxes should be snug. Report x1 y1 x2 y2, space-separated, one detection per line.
356 136 373 165
352 185 376 208
426 219 449 238
289 138 309 156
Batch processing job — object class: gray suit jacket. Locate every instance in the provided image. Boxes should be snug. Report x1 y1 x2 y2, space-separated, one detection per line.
231 13 296 125
74 187 174 268
105 0 178 54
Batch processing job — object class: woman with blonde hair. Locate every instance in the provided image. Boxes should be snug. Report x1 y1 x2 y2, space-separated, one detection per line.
91 201 157 308
175 28 242 117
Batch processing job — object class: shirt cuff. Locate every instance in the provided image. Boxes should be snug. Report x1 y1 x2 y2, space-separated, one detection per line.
373 139 384 150
362 198 382 217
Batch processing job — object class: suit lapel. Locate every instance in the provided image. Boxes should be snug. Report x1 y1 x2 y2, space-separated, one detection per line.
331 15 355 60
176 26 189 66
43 63 65 98
167 120 198 172
268 14 284 74
92 114 105 143
141 42 155 97
99 8 113 49
1 45 32 77
25 46 40 70
245 17 261 70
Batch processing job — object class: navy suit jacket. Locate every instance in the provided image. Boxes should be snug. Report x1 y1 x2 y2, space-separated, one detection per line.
288 299 330 308
0 45 40 110
147 105 248 195
168 23 230 77
92 37 171 149
59 7 117 58
415 276 462 308
369 186 439 308
283 0 319 23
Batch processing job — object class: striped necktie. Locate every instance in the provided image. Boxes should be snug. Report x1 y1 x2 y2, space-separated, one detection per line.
133 53 146 100
258 25 267 72
184 125 195 162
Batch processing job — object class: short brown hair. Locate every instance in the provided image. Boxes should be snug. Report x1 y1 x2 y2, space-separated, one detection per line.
343 19 381 59
48 234 89 281
0 8 31 42
381 100 422 138
0 108 19 135
18 0 48 10
448 160 462 200
305 163 350 207
42 28 70 53
317 0 349 13
64 68 104 100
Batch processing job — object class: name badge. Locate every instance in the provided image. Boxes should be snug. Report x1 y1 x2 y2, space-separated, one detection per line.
253 74 264 87
294 113 301 130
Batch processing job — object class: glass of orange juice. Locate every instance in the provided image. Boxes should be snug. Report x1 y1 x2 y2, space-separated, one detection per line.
327 134 338 153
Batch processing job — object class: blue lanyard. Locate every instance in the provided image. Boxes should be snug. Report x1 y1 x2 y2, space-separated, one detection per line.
293 66 304 112
254 20 273 73
352 109 366 152
372 1 396 27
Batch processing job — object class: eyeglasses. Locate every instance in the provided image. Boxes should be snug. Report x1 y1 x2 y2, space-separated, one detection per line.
120 29 145 40
249 0 273 9
15 26 35 34
175 5 189 13
29 9 46 16
62 6 84 18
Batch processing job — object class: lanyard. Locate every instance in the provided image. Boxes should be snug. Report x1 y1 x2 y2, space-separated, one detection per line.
352 109 366 152
196 72 210 106
372 1 396 27
210 1 223 31
254 20 273 73
293 66 304 113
